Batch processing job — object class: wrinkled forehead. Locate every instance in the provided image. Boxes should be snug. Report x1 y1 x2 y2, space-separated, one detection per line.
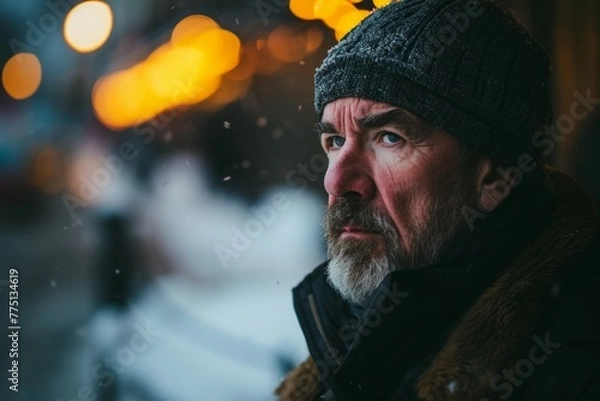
320 97 430 134
322 98 398 122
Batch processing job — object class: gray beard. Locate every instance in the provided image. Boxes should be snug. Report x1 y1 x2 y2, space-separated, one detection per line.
323 179 468 307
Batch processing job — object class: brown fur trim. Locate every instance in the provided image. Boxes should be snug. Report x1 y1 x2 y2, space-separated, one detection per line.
275 357 321 401
416 167 598 401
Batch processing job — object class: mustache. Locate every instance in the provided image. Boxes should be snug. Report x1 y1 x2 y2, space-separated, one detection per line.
323 198 397 238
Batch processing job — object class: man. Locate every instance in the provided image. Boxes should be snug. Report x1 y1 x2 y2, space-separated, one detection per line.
275 0 600 400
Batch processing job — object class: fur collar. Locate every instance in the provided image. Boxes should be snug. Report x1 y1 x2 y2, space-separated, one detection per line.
276 167 597 401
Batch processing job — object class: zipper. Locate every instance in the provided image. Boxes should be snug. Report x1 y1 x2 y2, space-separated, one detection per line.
308 293 342 366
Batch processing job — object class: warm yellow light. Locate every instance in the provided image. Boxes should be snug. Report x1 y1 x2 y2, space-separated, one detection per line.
373 0 393 8
290 0 318 20
146 44 204 98
92 68 158 129
171 14 219 47
179 76 222 105
202 76 252 109
91 13 249 129
2 53 42 100
314 0 357 29
225 43 258 82
191 29 241 76
335 9 370 41
64 1 113 53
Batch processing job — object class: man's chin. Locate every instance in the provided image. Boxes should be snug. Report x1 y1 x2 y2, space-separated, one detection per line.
326 254 393 306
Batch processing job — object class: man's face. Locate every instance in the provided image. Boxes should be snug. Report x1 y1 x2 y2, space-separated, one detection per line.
319 98 475 306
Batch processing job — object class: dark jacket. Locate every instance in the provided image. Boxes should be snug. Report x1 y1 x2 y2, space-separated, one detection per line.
276 167 600 401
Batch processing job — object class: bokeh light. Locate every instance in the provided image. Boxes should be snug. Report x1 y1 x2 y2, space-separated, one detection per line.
64 1 113 53
373 0 393 8
2 52 42 100
268 25 324 63
28 146 65 194
171 14 220 47
92 14 243 130
290 0 319 20
290 0 399 41
335 9 370 40
225 43 259 82
314 0 357 29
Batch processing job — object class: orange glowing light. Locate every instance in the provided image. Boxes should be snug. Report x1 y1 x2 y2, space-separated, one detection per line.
2 53 42 100
290 0 319 20
171 15 219 47
191 29 241 76
225 43 259 81
373 0 393 8
92 14 247 130
305 26 324 54
268 25 307 63
314 0 357 29
92 68 159 129
267 25 324 63
335 9 370 41
202 76 252 109
64 1 113 53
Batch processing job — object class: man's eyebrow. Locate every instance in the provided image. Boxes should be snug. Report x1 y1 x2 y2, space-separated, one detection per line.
356 109 432 142
315 121 338 137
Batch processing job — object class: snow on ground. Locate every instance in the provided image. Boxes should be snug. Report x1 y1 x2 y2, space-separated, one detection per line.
87 153 325 401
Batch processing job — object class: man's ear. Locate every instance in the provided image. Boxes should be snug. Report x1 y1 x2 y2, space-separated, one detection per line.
475 156 512 212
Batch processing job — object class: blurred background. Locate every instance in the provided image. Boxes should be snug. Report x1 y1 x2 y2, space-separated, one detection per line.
0 0 598 400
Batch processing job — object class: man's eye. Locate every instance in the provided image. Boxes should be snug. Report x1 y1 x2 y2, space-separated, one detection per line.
325 135 346 149
381 132 403 145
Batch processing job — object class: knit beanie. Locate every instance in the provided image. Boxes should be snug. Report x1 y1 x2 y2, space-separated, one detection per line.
314 0 553 165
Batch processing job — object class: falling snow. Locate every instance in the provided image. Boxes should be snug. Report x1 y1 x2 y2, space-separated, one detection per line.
223 121 231 129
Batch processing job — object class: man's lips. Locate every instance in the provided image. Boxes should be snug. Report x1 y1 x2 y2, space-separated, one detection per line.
341 225 381 237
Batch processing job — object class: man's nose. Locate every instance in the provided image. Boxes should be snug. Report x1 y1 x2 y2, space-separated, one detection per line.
324 145 375 201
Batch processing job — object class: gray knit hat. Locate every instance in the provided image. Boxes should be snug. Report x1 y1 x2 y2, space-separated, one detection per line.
314 0 553 165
